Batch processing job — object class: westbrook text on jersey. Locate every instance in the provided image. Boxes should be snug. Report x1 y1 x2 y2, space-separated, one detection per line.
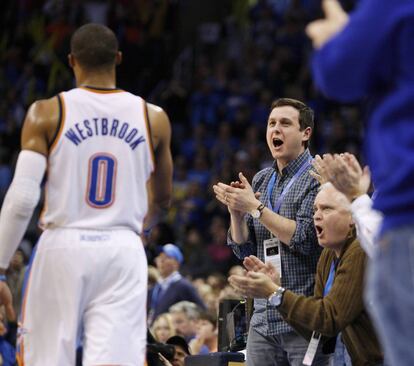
64 118 146 150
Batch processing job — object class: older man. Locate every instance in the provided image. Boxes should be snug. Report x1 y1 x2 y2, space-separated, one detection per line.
311 153 382 258
230 183 384 365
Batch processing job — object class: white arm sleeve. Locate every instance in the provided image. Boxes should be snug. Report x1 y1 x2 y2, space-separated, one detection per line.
0 150 47 268
351 194 383 259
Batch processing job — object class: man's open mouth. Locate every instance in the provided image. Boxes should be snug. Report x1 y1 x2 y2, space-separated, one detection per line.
315 224 324 236
273 138 283 148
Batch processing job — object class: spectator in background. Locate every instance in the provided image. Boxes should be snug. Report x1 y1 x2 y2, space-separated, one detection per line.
213 98 325 366
210 123 240 172
307 1 414 364
206 216 236 273
148 265 161 292
168 301 205 351
0 307 15 366
206 273 227 297
191 279 219 312
229 183 384 365
181 226 213 279
6 240 31 318
189 311 218 355
164 335 191 366
149 245 205 324
0 152 12 199
151 313 176 344
175 181 207 231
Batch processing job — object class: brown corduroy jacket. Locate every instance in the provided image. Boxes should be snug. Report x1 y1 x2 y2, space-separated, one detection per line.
277 235 383 366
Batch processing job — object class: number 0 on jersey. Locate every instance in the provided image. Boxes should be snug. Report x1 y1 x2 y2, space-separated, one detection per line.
86 153 117 208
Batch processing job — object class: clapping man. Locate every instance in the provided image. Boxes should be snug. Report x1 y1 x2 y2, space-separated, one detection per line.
213 98 327 366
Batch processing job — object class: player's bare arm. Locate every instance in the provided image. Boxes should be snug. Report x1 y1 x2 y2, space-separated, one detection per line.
21 96 60 154
0 97 58 320
143 103 173 233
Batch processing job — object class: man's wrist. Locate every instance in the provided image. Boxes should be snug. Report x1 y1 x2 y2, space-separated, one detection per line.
345 188 364 202
0 274 7 282
267 286 286 307
230 211 246 222
250 201 265 219
266 283 279 298
249 199 262 212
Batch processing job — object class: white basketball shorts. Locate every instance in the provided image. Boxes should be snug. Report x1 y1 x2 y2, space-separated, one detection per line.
17 227 148 366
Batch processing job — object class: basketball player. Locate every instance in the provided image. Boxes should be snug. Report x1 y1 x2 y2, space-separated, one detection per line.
0 23 173 366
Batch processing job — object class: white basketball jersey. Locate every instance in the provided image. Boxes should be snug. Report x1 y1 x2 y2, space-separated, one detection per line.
40 86 154 233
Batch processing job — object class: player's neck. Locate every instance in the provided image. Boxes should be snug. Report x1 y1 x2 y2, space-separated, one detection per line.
78 79 116 89
76 70 117 89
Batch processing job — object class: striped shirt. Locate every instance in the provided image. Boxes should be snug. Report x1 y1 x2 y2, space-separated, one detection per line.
228 149 322 336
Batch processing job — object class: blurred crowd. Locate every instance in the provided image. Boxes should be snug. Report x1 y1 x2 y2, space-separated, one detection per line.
0 0 363 350
1 0 362 276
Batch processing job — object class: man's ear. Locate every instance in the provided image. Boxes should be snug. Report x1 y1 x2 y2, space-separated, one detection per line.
116 51 122 66
302 127 312 143
68 54 75 68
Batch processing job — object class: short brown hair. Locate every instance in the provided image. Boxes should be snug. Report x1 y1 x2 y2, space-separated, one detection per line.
199 311 217 330
270 98 314 147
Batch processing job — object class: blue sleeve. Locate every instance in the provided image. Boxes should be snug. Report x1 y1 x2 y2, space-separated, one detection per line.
312 0 393 102
198 345 211 355
227 225 257 260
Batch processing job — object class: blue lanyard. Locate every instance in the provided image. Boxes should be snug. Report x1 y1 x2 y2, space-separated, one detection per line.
267 159 311 213
323 260 337 297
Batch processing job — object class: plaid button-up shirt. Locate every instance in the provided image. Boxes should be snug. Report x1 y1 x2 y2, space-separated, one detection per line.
228 149 322 336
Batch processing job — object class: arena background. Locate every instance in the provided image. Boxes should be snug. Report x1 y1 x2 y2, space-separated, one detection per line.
0 0 361 277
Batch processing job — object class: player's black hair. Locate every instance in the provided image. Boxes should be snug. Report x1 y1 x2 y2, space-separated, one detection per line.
70 23 118 70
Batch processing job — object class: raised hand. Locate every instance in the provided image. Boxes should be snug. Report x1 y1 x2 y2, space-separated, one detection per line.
306 0 349 49
324 153 371 201
342 153 371 196
310 154 329 184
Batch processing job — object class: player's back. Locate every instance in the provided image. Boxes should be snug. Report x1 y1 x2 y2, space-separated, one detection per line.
40 86 154 233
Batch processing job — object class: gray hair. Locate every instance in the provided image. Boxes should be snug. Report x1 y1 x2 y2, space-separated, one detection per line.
169 301 201 320
318 182 351 210
318 182 334 192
